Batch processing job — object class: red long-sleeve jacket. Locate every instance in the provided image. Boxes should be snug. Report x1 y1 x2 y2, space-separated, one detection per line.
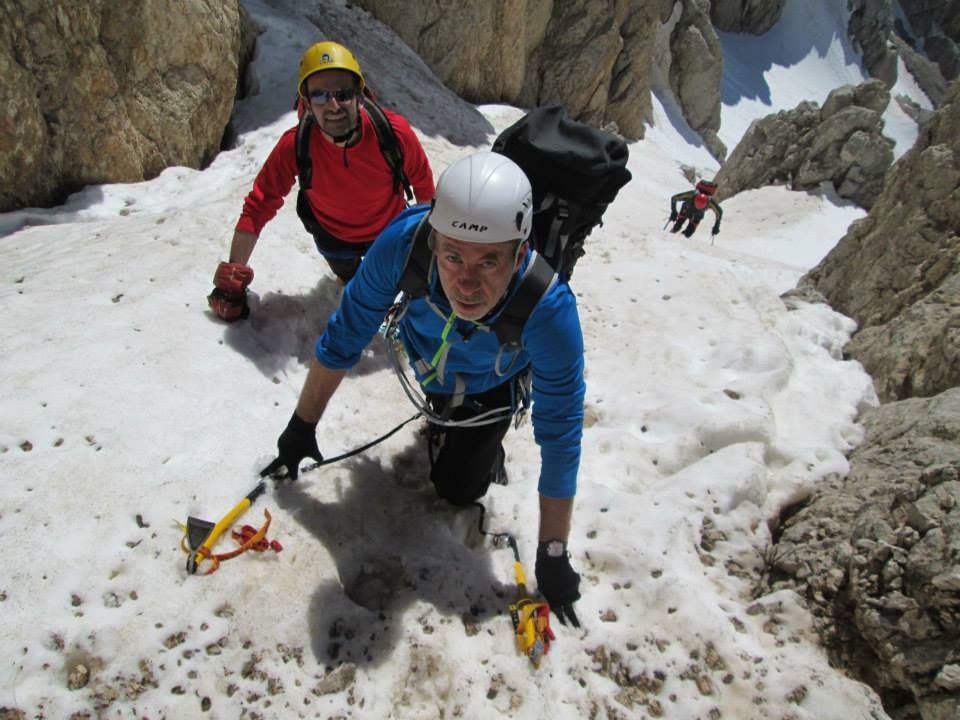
236 107 435 244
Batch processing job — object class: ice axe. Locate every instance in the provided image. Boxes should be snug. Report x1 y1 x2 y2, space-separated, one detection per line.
183 481 274 575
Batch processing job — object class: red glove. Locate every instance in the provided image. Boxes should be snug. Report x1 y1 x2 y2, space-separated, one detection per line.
207 262 254 321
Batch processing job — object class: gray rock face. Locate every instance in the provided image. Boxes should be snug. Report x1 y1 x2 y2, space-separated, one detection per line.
712 79 894 209
899 0 960 82
769 389 960 720
801 79 960 401
893 34 948 107
666 0 726 159
710 0 785 35
847 0 958 108
349 0 726 150
0 0 250 212
848 0 899 86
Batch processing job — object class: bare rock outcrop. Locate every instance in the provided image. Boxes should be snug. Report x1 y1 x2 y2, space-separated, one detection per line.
775 80 960 719
769 388 960 720
848 0 957 107
709 0 785 35
662 0 726 159
800 79 960 401
0 0 252 212
349 0 728 154
899 0 960 84
712 79 894 209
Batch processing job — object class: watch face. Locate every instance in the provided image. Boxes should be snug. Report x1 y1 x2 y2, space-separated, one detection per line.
546 540 565 557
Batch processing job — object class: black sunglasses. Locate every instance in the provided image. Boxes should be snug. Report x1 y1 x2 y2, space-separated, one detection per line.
307 87 358 105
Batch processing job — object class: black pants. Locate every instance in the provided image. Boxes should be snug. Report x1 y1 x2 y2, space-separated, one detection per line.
671 202 704 238
296 191 372 282
426 381 513 506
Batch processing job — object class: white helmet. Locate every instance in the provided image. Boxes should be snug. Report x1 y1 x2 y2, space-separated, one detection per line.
429 151 533 243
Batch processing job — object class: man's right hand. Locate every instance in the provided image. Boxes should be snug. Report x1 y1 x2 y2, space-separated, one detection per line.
208 261 254 321
260 412 323 480
535 540 581 627
669 210 678 222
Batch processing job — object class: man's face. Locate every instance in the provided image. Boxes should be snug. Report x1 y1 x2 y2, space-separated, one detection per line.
304 69 359 141
433 233 524 321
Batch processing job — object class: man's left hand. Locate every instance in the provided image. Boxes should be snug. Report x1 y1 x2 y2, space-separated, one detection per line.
535 541 581 627
712 224 721 235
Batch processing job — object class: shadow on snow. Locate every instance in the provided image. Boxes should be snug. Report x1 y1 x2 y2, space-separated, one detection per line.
269 438 513 670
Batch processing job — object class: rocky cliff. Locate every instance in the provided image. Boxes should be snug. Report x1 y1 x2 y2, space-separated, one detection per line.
349 0 740 158
848 0 958 107
710 0 785 34
769 389 960 720
348 0 670 140
6 0 958 214
0 0 254 212
343 0 960 164
801 79 960 402
773 79 960 720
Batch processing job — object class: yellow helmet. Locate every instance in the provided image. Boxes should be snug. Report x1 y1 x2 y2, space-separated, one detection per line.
297 41 365 98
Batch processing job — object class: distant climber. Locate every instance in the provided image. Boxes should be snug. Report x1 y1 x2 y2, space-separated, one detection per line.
669 180 722 239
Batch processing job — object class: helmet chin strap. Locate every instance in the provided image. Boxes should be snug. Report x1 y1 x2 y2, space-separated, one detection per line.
324 115 361 145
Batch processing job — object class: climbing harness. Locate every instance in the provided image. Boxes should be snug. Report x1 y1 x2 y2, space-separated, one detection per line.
472 502 556 668
181 481 281 576
379 301 531 430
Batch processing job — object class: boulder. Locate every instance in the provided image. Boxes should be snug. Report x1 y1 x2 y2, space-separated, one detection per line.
800 79 960 401
0 0 252 212
713 79 894 209
769 389 960 720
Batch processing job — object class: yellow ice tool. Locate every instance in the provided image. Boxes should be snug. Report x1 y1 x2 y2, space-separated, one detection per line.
470 502 556 668
505 537 555 668
183 481 268 575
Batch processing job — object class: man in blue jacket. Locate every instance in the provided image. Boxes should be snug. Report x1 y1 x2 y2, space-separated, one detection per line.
263 151 584 625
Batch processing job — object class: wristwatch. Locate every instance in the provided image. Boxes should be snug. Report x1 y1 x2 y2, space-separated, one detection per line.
542 539 566 557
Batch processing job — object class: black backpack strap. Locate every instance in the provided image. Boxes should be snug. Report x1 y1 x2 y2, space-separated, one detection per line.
295 112 314 189
538 193 568 269
363 97 414 203
397 213 434 297
493 254 556 349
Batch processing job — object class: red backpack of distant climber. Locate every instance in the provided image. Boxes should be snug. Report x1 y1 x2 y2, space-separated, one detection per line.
695 179 718 196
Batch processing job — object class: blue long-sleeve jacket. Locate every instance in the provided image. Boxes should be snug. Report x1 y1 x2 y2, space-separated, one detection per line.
315 205 585 498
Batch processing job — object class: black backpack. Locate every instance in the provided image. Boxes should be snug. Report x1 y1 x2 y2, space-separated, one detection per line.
295 93 413 202
398 104 632 349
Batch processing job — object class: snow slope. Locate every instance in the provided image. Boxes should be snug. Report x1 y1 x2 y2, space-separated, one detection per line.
0 0 925 717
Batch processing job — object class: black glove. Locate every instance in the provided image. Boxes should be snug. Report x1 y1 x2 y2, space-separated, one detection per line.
535 540 581 627
669 210 678 222
712 223 721 235
260 412 322 480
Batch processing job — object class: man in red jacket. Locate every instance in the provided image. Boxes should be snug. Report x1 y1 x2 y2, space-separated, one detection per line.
208 41 435 321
